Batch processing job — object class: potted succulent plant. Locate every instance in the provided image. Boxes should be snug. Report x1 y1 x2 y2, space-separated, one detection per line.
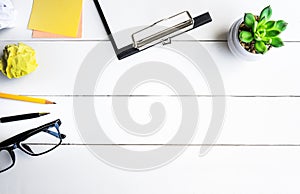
228 6 288 60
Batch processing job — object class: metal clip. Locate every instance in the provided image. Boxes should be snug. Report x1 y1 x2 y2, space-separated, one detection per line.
132 11 194 50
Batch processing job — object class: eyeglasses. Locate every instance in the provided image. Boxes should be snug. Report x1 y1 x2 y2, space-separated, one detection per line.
0 119 66 173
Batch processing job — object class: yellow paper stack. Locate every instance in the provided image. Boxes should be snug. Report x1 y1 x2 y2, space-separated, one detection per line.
28 0 83 38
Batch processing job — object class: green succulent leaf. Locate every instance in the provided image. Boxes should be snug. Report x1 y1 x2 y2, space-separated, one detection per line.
260 6 272 21
265 30 281 37
258 17 267 27
275 20 288 32
255 41 268 54
239 31 254 43
244 13 256 28
262 37 272 44
265 21 276 29
253 20 258 33
270 37 284 47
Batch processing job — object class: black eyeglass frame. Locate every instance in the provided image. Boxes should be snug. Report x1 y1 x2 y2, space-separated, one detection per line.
0 119 66 173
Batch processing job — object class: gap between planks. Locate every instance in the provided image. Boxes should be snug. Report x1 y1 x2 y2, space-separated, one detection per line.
60 143 300 147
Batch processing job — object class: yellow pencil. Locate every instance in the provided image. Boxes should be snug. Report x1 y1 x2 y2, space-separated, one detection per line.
0 92 56 104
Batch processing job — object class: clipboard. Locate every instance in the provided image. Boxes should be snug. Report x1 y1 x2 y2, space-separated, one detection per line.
93 0 212 60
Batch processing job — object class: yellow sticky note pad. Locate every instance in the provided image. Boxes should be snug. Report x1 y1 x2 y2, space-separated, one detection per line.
28 0 83 37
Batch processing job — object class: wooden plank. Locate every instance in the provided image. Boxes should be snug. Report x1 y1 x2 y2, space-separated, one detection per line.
2 0 298 41
0 145 299 194
0 41 298 95
1 97 300 144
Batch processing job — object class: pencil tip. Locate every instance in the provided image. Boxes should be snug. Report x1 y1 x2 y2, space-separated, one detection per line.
39 112 50 116
45 100 56 104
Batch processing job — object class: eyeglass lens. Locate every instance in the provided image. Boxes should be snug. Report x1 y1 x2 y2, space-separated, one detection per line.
0 149 14 172
20 125 62 155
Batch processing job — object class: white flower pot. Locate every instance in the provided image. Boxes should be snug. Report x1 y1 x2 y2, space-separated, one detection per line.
227 18 263 61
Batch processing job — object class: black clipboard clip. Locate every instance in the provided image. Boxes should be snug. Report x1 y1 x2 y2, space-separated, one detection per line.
93 0 212 60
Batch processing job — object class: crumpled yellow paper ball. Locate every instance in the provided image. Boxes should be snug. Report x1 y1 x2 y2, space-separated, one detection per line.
0 43 38 79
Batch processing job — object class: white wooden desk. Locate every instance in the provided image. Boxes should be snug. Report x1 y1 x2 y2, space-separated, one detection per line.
0 0 300 193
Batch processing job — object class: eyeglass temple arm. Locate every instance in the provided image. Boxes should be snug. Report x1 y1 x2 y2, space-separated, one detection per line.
45 129 66 139
0 120 65 148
